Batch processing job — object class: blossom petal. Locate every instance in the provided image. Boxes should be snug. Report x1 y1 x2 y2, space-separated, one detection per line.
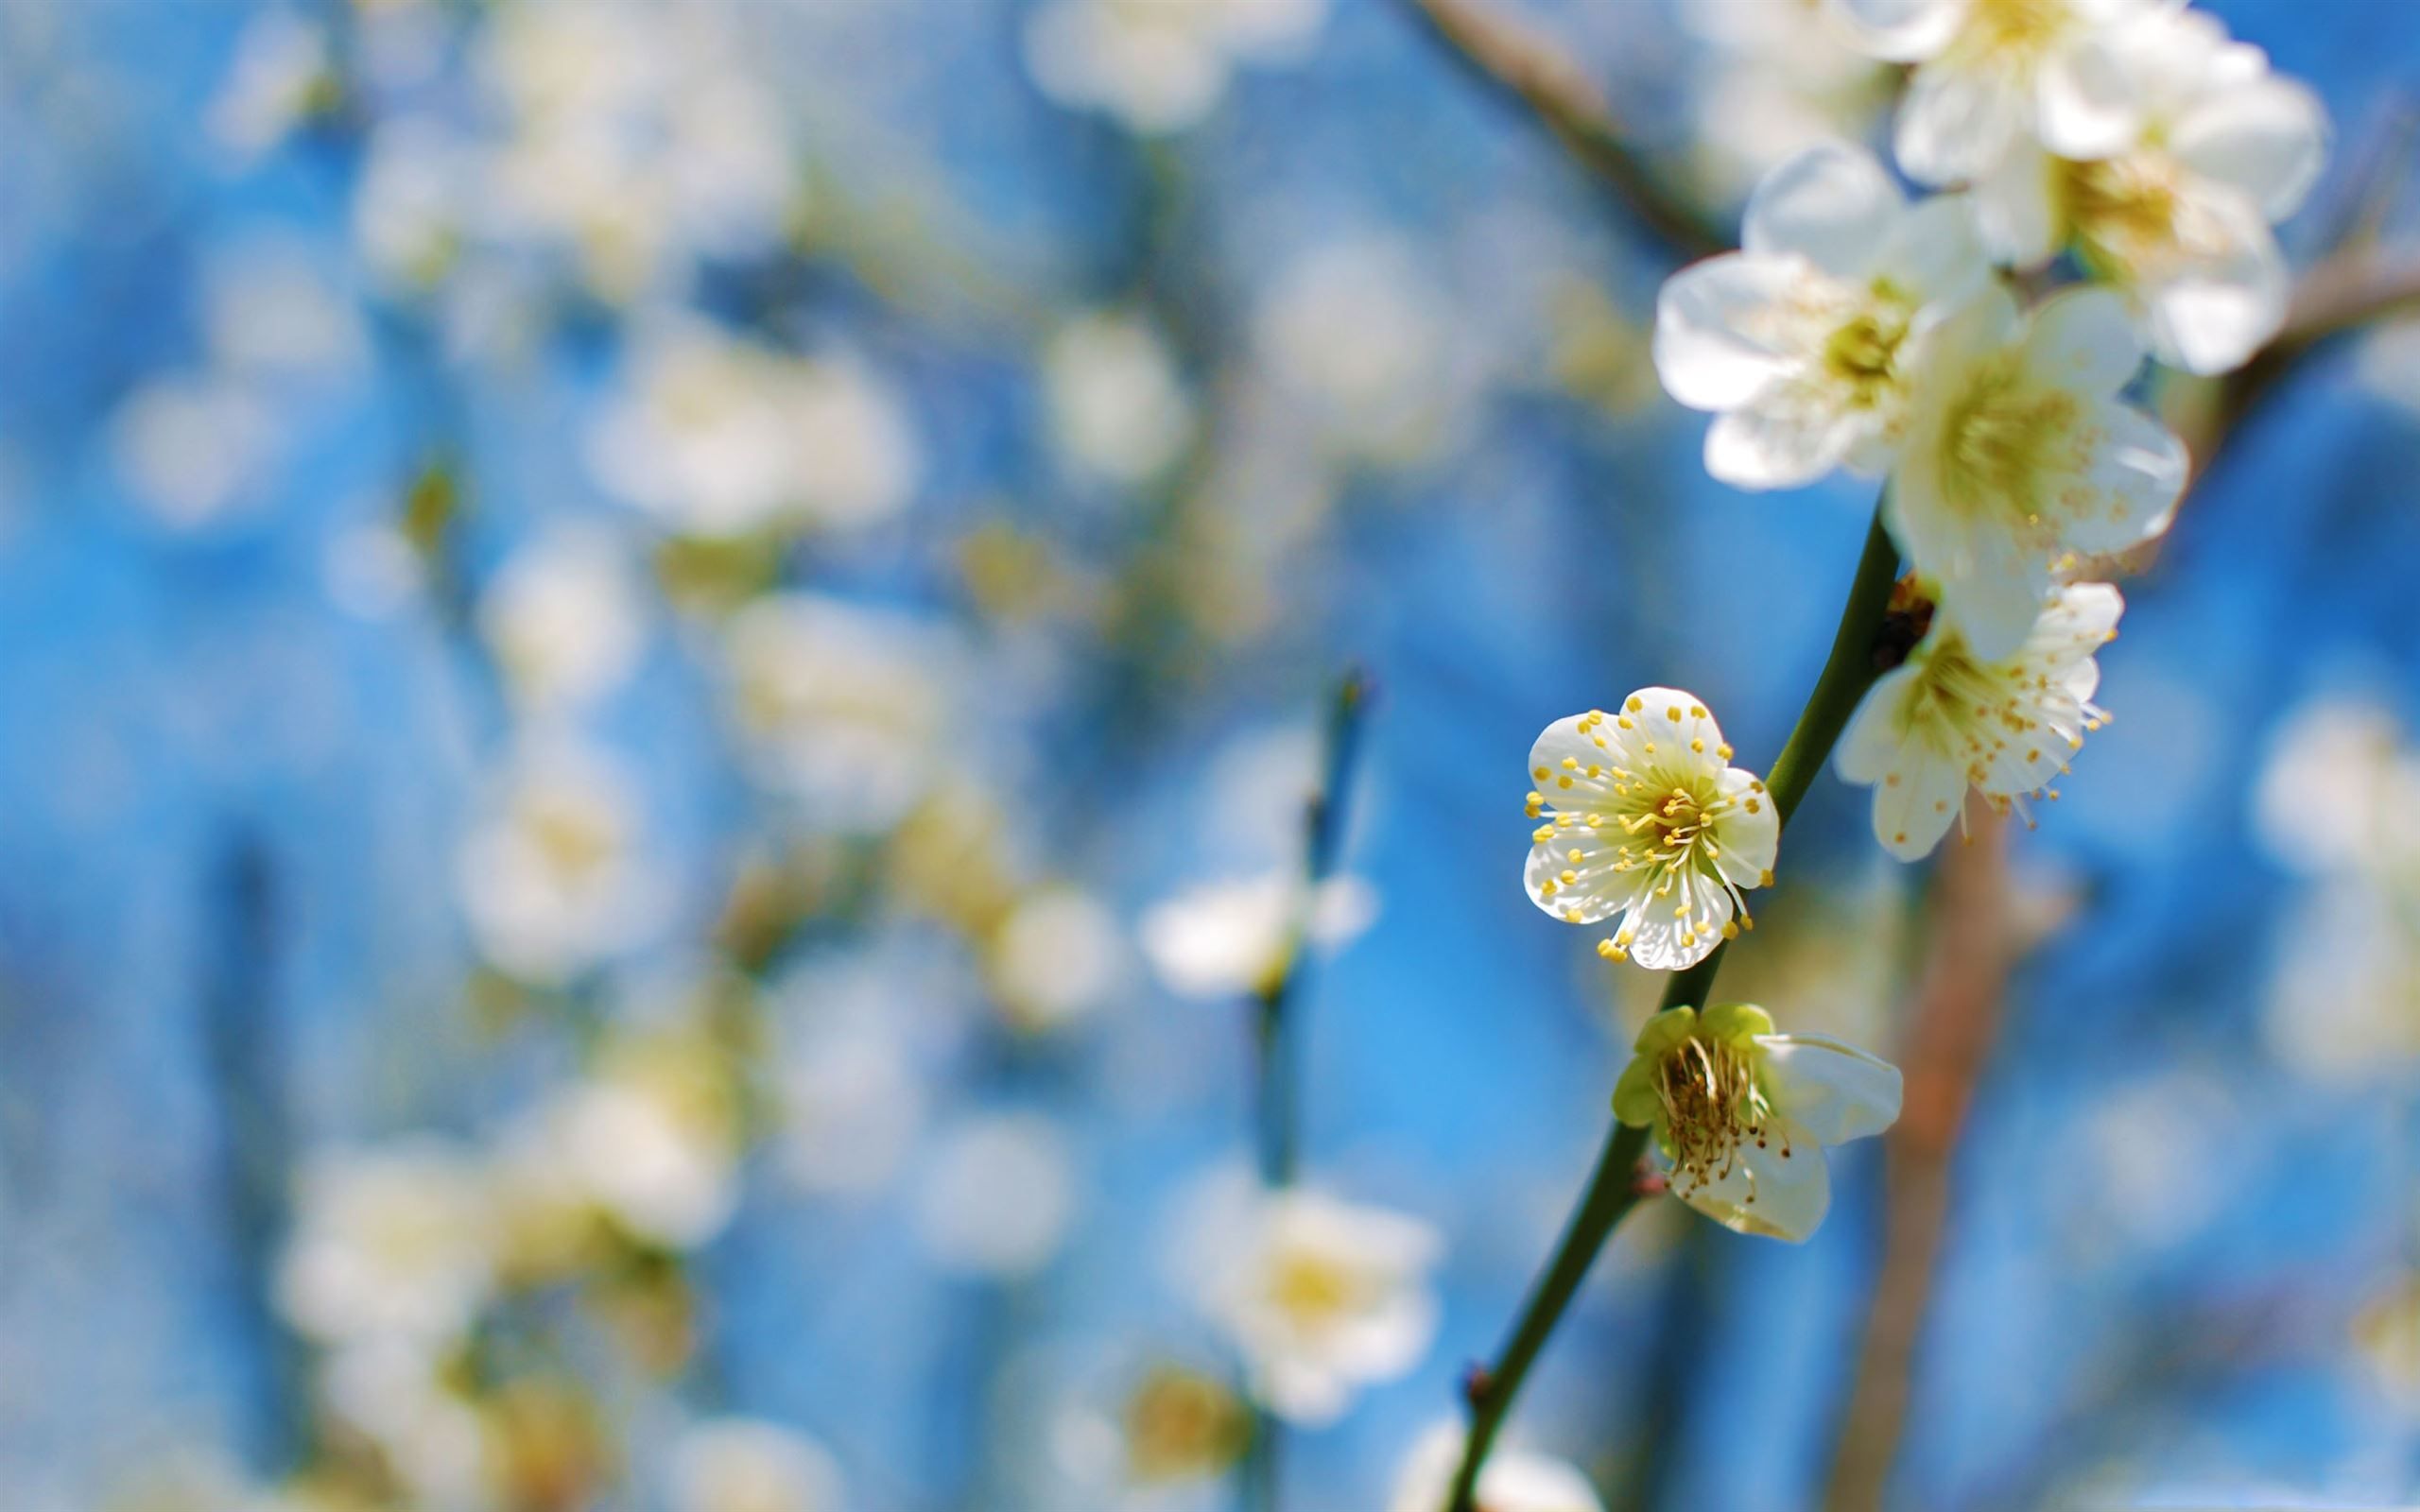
1835 664 1922 784
1524 830 1634 926
2169 77 2329 221
1653 254 1806 411
1895 63 2023 185
1528 713 1633 810
1824 0 1962 60
1675 1115 1830 1242
1760 1035 1904 1144
2140 217 2290 376
1621 884 1732 972
2020 286 2145 397
1710 765 1779 887
1973 141 2066 268
2034 34 2144 162
1934 546 2048 664
1874 192 1991 305
1622 687 1731 779
1742 142 1907 277
1705 396 1858 490
2059 401 2187 553
1864 722 1968 860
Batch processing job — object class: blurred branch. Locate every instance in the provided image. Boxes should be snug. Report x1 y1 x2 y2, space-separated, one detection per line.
1397 0 1732 263
1820 812 2013 1512
1445 505 1903 1512
1240 666 1375 1512
2190 249 2420 479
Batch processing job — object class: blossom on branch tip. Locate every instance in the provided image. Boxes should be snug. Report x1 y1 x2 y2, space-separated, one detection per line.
1971 6 2329 374
1522 689 1779 971
1828 0 2176 187
1613 1004 1901 1242
1836 579 2121 858
1655 142 1989 490
1887 284 2184 660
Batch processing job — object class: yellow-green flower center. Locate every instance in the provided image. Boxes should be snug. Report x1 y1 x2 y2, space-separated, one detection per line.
1940 359 2083 537
1820 288 1916 410
1653 1033 1790 1198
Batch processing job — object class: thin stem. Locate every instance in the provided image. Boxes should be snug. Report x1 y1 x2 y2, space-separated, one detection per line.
1444 501 1902 1511
1240 665 1375 1511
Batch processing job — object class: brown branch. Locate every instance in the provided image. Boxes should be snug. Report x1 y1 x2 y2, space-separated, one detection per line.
1821 810 2014 1512
1398 0 1733 263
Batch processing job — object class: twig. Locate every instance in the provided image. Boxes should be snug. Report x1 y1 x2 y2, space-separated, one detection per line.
1397 0 1732 264
1444 507 1904 1512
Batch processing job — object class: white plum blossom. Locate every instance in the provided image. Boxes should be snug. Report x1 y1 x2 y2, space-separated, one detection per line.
1655 142 1989 490
1046 311 1197 485
670 1418 845 1512
1684 0 1897 198
913 1112 1080 1279
1388 1423 1603 1512
1254 236 1462 465
1886 284 2185 659
477 525 648 713
457 738 662 985
2250 695 2420 881
1025 0 1327 134
1971 7 2329 373
1828 0 2174 187
990 885 1129 1032
1204 1188 1441 1425
1613 1004 1901 1242
1138 869 1377 1001
1836 580 2121 859
1523 689 1781 971
275 1141 494 1346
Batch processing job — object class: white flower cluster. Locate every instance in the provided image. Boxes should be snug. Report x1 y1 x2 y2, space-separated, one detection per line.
1518 0 2324 1242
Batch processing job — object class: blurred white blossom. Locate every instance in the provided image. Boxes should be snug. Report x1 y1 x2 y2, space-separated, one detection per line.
1138 869 1376 1001
1685 0 1895 197
992 885 1130 1031
670 1418 845 1512
1025 0 1327 134
914 1112 1080 1278
110 373 279 529
1255 236 1462 464
458 738 662 985
1388 1422 1603 1512
208 12 332 159
1046 311 1196 485
518 1031 744 1250
276 1140 494 1346
478 525 649 713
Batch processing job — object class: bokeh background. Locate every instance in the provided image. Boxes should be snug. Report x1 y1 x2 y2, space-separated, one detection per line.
2 1 2418 1509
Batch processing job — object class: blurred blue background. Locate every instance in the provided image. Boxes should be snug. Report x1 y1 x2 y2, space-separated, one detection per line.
1 1 2417 1509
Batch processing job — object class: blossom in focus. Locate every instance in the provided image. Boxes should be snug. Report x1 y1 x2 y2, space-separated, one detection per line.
275 1141 494 1345
458 738 662 985
1836 580 2121 859
1138 869 1377 1001
1522 689 1780 971
1971 7 2328 373
1613 1004 1901 1242
1204 1188 1442 1425
1388 1423 1604 1512
478 525 648 713
1827 0 2171 186
1046 311 1197 485
1656 142 1989 489
1886 284 2184 659
670 1418 844 1512
1025 0 1327 134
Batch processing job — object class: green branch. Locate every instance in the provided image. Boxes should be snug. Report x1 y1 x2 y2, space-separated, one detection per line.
1443 503 1901 1512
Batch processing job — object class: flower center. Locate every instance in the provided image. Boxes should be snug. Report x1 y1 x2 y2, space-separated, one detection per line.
1940 360 2081 537
1959 0 2076 65
1653 1035 1789 1198
1267 1248 1367 1325
1820 288 1915 408
1123 1366 1249 1485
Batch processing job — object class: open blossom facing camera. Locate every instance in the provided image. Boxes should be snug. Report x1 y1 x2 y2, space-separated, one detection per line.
1837 580 2121 858
1974 8 2328 373
1206 1189 1441 1425
1614 1004 1901 1242
1888 284 2183 659
1829 0 2169 186
1524 689 1779 971
1657 142 1988 489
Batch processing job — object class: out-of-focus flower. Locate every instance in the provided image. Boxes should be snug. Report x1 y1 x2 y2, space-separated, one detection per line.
1655 143 1989 490
478 526 648 713
1024 0 1326 134
1836 580 2120 859
318 1337 493 1508
1138 870 1377 1001
2354 1272 2420 1415
1116 1363 1253 1487
1388 1422 1603 1512
523 1027 744 1250
1035 1349 1251 1505
913 1112 1080 1279
1887 284 2184 659
208 12 335 158
1685 0 1896 197
990 885 1129 1032
201 235 368 382
1203 1188 1441 1425
720 593 953 833
778 1017 928 1197
1971 8 2328 373
457 738 662 986
1828 0 2170 187
670 1418 845 1512
110 374 279 529
352 117 469 290
1046 311 1196 485
590 321 919 539
2262 876 2420 1083
276 1141 494 1345
1612 1004 1901 1242
2251 695 2420 880
1254 237 1461 465
1522 690 1779 971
